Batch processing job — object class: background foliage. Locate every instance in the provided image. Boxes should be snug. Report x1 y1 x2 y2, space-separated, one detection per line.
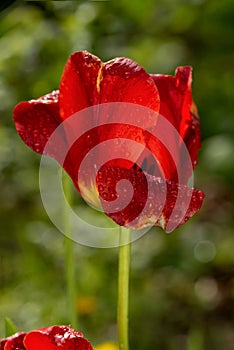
0 0 234 349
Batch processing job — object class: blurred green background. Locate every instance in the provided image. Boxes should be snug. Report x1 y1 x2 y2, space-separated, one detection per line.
0 0 234 349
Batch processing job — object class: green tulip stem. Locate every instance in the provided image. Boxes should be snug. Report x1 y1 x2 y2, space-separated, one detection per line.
63 172 78 330
118 226 131 350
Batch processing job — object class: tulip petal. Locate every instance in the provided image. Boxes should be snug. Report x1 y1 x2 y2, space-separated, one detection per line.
24 332 57 350
175 67 201 169
151 66 201 178
96 57 161 174
3 332 26 350
59 51 160 119
97 165 204 231
24 325 94 350
151 73 182 131
59 51 103 120
100 57 160 110
13 90 61 155
181 101 201 169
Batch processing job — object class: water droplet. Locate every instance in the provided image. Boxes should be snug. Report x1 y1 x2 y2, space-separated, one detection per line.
34 143 41 152
124 72 130 79
106 177 112 184
192 192 201 202
135 135 141 142
86 134 93 145
98 184 104 192
42 128 48 136
102 192 108 200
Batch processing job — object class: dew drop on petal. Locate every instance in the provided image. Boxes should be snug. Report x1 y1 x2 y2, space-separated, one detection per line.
135 135 141 142
102 192 108 200
98 184 104 192
106 177 112 184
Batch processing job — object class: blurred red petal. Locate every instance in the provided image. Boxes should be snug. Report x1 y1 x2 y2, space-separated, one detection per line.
0 339 7 350
97 165 204 231
3 333 26 350
13 91 61 154
24 325 94 350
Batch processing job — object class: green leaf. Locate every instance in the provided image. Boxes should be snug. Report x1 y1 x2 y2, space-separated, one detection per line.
4 317 18 337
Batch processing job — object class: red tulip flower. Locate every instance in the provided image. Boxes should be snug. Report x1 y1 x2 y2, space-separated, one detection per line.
0 325 94 350
13 51 204 232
